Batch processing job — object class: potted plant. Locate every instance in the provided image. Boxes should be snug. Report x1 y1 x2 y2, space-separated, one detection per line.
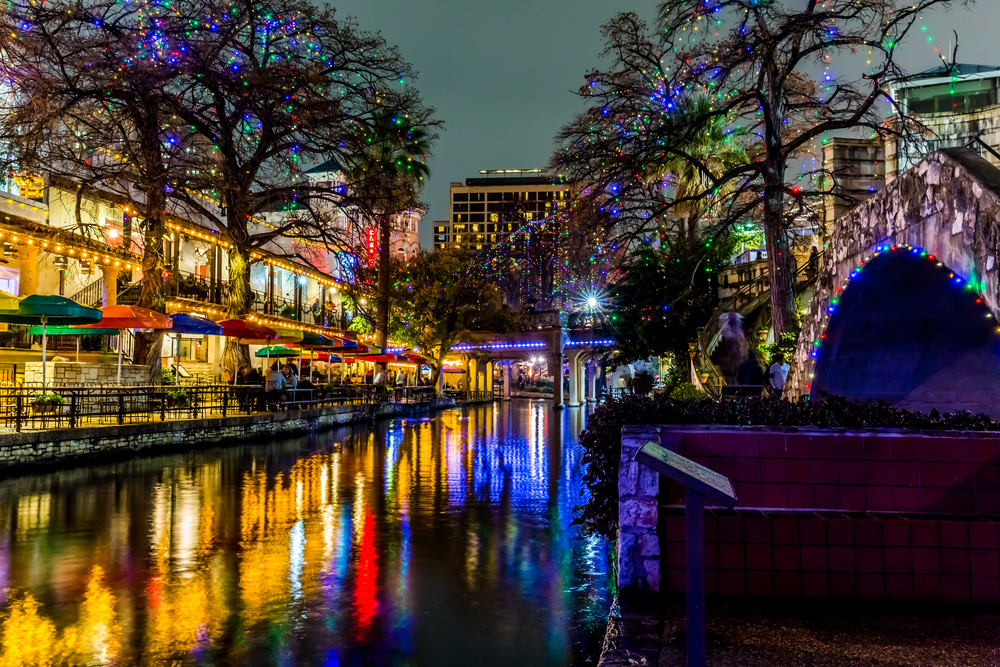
161 366 176 386
32 392 65 414
697 368 711 384
166 388 188 408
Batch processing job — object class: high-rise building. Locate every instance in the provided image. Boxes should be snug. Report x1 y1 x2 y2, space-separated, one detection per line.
432 170 574 251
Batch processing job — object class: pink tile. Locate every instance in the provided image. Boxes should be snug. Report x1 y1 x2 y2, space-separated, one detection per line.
666 543 686 569
856 546 884 573
745 516 772 543
665 567 685 593
719 569 746 595
889 436 916 462
801 545 828 572
773 545 800 571
812 459 839 482
665 516 686 540
885 573 913 600
737 484 762 508
761 459 787 483
883 521 911 547
944 463 973 486
811 435 838 460
945 489 976 515
912 547 942 575
866 461 892 485
788 484 814 509
912 521 941 547
773 518 799 544
841 486 867 511
733 433 760 457
942 549 971 576
746 544 772 570
970 438 1000 464
867 486 893 511
682 432 710 457
857 573 886 600
891 461 918 487
942 575 971 602
747 570 773 596
970 523 998 550
710 457 736 480
892 487 920 512
774 572 801 597
761 483 788 508
759 433 787 458
837 436 865 461
705 569 719 596
786 434 812 459
828 546 855 572
718 516 745 543
813 485 841 509
719 543 745 569
829 572 857 597
913 574 943 601
918 487 946 512
864 436 893 461
839 460 866 485
827 520 854 545
802 572 829 598
941 522 970 549
709 432 735 456
787 459 813 484
855 520 883 546
973 464 1000 490
972 576 1000 603
916 438 947 463
734 457 762 482
883 546 913 573
943 437 971 463
800 519 827 545
976 492 1000 516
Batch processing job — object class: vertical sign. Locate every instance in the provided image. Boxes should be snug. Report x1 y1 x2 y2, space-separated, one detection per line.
365 228 378 260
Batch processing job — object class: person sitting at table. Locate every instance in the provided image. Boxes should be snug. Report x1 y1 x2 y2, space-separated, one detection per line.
265 362 286 392
245 366 264 385
281 364 299 389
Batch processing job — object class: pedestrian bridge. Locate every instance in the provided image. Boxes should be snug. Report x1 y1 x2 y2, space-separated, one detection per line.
787 148 1000 417
448 319 614 408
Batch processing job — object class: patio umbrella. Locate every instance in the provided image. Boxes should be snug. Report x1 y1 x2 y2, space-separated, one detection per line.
27 325 119 363
0 295 102 387
442 367 467 374
254 345 301 358
218 319 277 383
161 313 224 382
76 305 172 385
297 331 341 381
358 353 402 363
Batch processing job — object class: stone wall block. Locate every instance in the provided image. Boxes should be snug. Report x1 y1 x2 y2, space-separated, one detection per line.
638 465 659 497
619 456 639 496
639 533 660 558
620 497 658 530
617 530 637 584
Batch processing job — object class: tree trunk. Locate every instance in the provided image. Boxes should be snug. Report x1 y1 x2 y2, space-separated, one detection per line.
132 194 166 384
223 223 252 379
763 157 797 336
375 213 391 367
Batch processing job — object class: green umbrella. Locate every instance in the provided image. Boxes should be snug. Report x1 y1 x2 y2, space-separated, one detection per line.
254 346 301 358
27 326 119 363
0 295 101 386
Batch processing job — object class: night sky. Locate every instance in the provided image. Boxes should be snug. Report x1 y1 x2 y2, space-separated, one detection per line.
332 0 995 248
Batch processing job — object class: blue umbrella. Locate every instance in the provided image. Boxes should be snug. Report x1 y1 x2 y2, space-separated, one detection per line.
162 312 224 382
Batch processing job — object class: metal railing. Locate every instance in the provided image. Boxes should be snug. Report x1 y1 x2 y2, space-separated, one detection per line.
0 382 436 433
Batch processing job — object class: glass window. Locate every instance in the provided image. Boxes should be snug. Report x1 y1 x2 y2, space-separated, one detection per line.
469 203 485 212
471 192 485 202
489 213 499 222
487 192 502 201
470 213 485 222
503 192 514 201
453 204 468 212
528 191 537 200
453 193 469 202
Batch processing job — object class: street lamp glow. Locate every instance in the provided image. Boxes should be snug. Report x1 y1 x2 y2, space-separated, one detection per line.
587 296 598 309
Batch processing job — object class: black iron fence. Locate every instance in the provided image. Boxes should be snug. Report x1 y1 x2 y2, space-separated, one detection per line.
0 383 442 432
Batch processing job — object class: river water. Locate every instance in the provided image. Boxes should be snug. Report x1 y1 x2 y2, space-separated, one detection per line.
0 399 611 666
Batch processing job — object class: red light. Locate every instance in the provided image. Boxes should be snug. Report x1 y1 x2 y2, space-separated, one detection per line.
890 246 896 251
928 255 935 260
977 299 982 303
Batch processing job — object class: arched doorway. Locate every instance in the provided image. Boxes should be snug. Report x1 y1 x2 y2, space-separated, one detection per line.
810 246 1000 416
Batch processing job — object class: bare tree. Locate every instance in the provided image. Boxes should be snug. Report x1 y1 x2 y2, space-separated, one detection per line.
553 0 964 335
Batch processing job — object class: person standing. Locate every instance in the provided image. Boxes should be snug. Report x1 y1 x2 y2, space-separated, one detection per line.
768 352 790 397
311 297 322 324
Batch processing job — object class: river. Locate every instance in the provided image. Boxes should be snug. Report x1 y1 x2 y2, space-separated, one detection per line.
0 399 612 666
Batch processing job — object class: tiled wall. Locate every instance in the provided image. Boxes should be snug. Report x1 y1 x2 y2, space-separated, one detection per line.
619 427 1000 601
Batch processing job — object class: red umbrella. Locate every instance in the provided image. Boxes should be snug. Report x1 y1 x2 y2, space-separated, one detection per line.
75 306 173 385
402 352 428 364
219 319 277 383
357 353 402 363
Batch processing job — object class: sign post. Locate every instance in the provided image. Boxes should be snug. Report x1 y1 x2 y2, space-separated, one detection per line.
634 441 737 667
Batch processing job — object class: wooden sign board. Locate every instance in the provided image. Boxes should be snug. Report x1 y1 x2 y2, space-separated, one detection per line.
634 441 738 508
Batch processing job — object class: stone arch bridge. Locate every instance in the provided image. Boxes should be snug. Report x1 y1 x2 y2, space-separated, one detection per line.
788 148 1000 416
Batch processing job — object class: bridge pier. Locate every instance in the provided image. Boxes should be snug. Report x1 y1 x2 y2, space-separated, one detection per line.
585 362 597 403
501 362 511 400
551 352 564 409
567 350 585 407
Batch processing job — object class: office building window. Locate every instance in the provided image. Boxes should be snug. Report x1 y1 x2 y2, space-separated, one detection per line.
470 213 485 222
453 193 469 202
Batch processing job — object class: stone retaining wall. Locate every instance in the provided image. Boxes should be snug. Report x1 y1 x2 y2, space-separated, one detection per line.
0 401 425 470
24 361 150 386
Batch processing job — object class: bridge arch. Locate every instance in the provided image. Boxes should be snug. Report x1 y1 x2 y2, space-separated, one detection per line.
808 245 1000 415
788 148 1000 411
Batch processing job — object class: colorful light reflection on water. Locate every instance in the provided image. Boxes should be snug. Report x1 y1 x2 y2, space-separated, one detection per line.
0 400 611 666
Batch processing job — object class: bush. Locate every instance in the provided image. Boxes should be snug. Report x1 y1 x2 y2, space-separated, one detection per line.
161 366 175 386
576 393 995 540
33 392 64 405
670 383 705 402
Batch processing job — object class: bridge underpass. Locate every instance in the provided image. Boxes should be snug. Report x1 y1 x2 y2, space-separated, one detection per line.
454 326 614 408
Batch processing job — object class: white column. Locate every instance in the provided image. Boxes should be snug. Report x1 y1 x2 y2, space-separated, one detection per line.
567 352 581 407
551 352 564 408
503 362 511 400
586 362 597 402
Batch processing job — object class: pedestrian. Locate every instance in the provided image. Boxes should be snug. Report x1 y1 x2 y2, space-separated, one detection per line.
374 367 387 386
768 352 790 397
312 297 322 324
736 354 765 386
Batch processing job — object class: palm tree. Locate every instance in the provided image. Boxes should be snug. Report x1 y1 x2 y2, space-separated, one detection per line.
653 97 748 243
342 109 434 360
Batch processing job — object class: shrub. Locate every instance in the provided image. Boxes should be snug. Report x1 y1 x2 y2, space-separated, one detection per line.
161 366 175 386
670 383 705 402
33 392 64 405
166 388 188 402
576 393 995 540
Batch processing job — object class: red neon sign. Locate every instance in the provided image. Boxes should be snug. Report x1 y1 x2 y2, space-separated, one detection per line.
365 228 378 259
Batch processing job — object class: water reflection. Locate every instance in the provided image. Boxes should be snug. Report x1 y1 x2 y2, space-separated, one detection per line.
0 400 610 666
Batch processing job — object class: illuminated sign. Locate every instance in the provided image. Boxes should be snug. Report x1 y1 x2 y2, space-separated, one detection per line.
366 228 378 259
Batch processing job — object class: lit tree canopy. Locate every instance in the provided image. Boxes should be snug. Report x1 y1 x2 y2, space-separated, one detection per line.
553 0 963 335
